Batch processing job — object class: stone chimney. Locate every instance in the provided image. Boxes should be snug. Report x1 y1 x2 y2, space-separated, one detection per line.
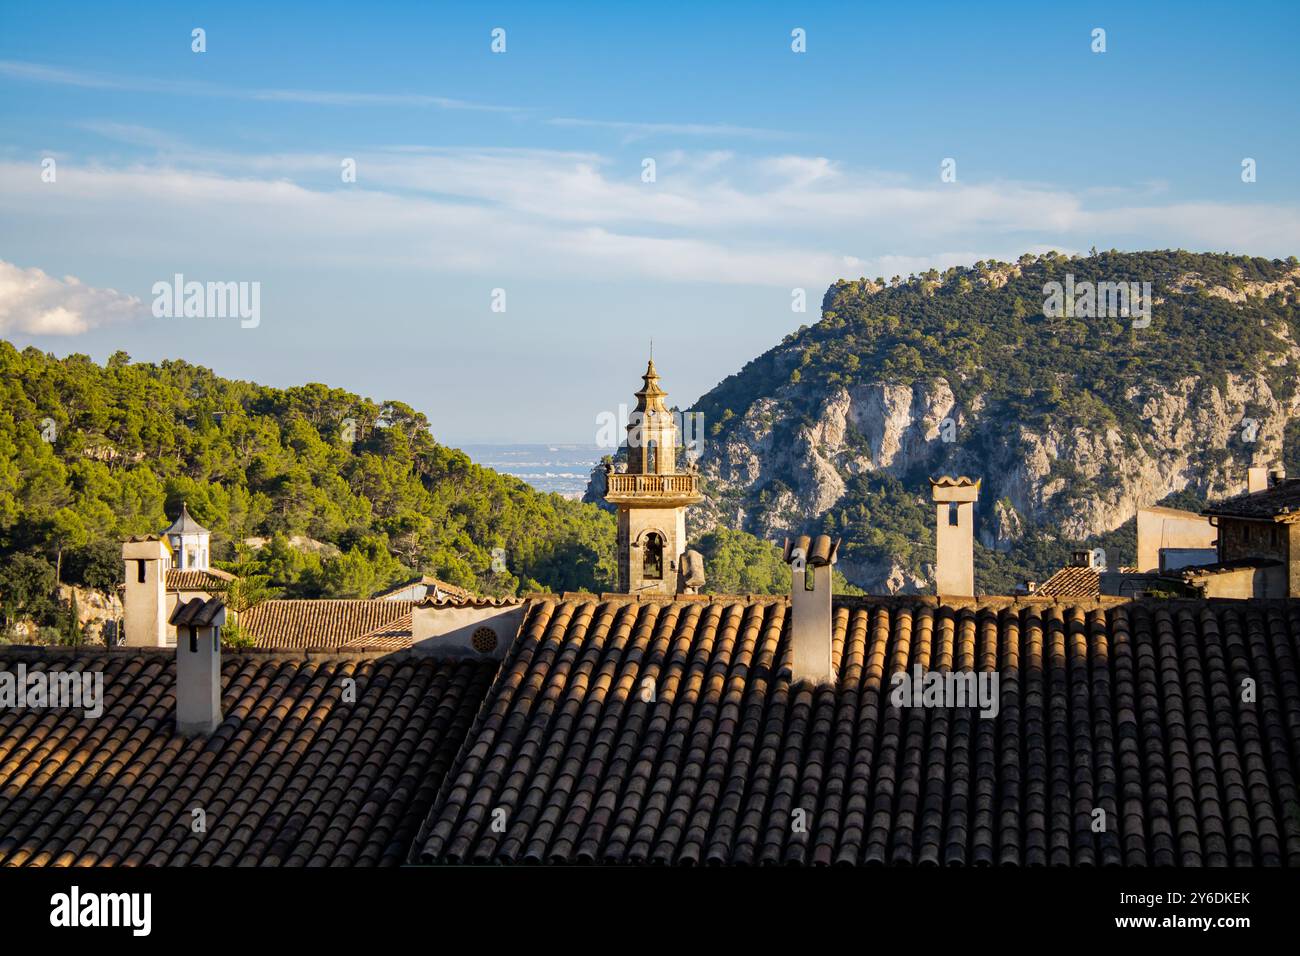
782 534 840 685
169 597 225 735
930 476 980 596
122 536 171 647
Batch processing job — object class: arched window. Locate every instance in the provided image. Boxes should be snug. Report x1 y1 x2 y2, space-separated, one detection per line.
646 440 657 475
643 532 664 580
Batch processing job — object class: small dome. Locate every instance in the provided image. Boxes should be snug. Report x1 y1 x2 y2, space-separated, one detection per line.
164 502 209 536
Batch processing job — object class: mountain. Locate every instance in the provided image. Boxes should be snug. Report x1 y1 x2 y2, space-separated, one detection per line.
683 250 1300 593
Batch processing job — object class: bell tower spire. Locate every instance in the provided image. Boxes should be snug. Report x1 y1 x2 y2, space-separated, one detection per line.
627 358 677 475
605 355 704 594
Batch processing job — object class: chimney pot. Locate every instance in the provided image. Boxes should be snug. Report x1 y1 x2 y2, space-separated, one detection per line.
169 597 225 735
782 535 839 684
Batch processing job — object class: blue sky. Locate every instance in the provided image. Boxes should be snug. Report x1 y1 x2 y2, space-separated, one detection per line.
1 0 1297 442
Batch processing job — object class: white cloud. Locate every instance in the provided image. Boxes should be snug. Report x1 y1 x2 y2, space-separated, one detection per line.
0 146 1296 305
0 260 145 335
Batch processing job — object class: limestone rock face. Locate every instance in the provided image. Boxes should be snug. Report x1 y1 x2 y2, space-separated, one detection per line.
677 364 1300 593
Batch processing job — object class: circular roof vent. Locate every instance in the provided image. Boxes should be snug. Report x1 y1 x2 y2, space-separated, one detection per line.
471 626 498 655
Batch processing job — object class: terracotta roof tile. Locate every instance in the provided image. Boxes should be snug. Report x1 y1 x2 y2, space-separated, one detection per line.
239 600 416 649
782 534 840 567
412 595 1300 866
165 568 234 591
0 646 496 867
169 596 225 627
1036 566 1102 597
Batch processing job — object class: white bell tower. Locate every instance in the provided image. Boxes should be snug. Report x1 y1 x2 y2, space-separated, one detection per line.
164 502 211 571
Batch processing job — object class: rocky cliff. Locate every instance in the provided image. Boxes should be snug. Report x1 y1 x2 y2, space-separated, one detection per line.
678 251 1300 593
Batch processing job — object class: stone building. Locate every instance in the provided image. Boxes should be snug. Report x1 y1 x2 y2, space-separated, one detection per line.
1194 467 1297 598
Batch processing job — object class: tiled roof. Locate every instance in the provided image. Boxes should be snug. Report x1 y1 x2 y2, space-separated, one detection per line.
1036 566 1102 597
238 599 416 649
166 568 234 592
419 594 524 610
342 612 415 651
1204 478 1300 521
1036 565 1139 597
413 595 1300 866
0 646 497 866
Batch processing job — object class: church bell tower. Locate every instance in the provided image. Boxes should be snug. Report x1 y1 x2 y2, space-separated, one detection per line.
604 359 704 594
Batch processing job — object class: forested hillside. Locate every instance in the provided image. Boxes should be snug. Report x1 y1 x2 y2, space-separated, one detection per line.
0 343 621 628
0 343 820 634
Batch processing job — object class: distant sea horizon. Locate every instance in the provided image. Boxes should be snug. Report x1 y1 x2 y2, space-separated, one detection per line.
460 443 604 499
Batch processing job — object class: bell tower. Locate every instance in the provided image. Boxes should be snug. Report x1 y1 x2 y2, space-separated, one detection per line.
605 359 703 594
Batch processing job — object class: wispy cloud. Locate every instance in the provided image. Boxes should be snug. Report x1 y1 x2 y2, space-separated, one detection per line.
0 59 518 113
0 259 145 335
548 117 785 142
3 146 1296 308
0 58 786 134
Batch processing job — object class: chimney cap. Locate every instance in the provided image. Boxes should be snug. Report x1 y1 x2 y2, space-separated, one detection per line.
782 534 840 567
930 475 981 502
169 596 226 628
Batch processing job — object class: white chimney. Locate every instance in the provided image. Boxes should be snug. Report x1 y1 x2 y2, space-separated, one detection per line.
782 534 839 685
1248 466 1269 494
169 597 226 735
930 476 980 596
122 536 170 647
